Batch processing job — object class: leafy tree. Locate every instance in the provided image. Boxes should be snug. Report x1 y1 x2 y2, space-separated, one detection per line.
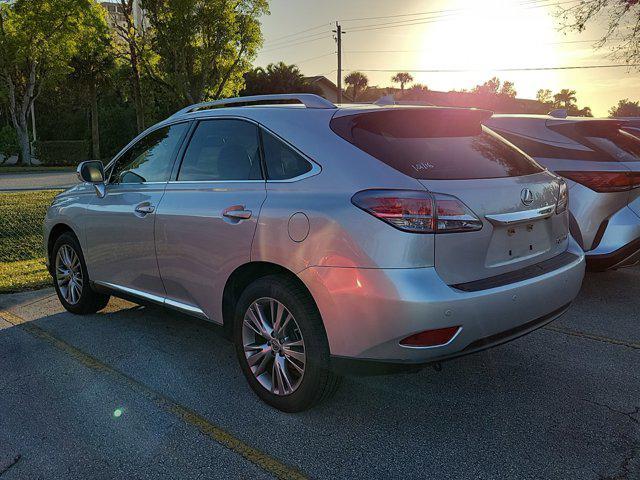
0 0 101 165
391 72 414 93
344 71 368 101
552 89 592 116
558 1 640 66
141 0 268 107
401 83 430 101
69 7 114 160
107 0 148 132
472 77 502 95
241 62 321 96
553 89 578 109
609 98 640 117
500 80 517 98
536 88 553 104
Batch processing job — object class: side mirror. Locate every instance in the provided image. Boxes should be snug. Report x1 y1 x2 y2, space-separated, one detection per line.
77 161 106 197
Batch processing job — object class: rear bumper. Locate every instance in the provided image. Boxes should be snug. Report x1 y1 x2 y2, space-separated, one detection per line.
299 239 585 364
586 206 640 270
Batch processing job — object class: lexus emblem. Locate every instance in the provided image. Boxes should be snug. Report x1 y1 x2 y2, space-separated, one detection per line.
520 188 534 206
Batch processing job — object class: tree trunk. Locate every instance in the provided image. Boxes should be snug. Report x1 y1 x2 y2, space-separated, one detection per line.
89 81 101 160
129 41 145 133
15 120 31 167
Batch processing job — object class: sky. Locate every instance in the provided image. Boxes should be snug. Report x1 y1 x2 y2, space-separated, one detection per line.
254 0 640 116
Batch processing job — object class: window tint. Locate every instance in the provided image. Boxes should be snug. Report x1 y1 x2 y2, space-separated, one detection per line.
110 123 188 184
178 120 262 181
261 130 312 180
330 109 543 180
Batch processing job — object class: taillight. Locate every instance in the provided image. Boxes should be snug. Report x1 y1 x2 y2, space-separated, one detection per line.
557 171 640 193
556 180 568 214
351 190 482 233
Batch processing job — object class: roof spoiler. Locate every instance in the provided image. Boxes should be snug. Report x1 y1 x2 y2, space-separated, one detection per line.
170 94 337 118
548 109 568 118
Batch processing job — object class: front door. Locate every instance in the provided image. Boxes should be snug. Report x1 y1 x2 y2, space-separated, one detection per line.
155 118 267 322
84 122 190 299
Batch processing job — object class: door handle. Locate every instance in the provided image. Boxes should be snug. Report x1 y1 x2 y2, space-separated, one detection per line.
223 205 252 220
135 204 155 215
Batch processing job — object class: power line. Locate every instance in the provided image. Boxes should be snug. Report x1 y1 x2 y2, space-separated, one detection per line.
344 64 640 73
263 22 330 46
261 35 332 54
344 0 579 33
344 39 603 54
338 0 561 23
290 52 335 65
262 30 332 50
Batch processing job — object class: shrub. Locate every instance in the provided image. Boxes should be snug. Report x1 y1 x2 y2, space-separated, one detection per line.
34 140 90 166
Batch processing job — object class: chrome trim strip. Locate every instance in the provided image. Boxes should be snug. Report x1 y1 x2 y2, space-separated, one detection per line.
164 298 208 319
94 281 165 304
485 206 555 226
94 281 209 320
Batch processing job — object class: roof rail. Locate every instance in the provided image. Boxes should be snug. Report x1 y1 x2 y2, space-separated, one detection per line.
170 94 337 118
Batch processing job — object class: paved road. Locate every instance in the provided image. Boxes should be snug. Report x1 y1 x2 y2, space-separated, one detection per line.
0 268 638 479
0 171 76 191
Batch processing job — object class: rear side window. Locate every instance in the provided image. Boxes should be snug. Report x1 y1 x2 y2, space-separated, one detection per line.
330 109 543 180
585 130 640 162
178 119 262 181
261 130 312 180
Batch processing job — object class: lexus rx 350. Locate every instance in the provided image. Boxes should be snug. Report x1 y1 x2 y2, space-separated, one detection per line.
44 94 585 411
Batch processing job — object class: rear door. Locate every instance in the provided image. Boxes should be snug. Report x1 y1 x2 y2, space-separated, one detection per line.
331 108 568 285
155 118 266 322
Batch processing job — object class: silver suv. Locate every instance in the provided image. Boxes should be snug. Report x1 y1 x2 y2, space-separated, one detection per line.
485 114 640 270
45 94 585 411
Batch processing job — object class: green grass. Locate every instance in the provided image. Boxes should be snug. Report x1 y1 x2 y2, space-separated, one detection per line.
0 189 62 293
0 165 74 174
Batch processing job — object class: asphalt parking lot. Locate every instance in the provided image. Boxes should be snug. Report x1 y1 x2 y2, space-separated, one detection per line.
1 268 638 480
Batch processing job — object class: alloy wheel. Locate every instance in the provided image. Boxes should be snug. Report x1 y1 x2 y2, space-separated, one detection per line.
55 244 83 305
242 297 306 396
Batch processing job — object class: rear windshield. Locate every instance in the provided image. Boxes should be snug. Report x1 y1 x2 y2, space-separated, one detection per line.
330 109 543 180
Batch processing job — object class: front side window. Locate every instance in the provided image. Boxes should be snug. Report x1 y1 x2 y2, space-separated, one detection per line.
110 123 189 184
261 130 312 180
178 119 262 181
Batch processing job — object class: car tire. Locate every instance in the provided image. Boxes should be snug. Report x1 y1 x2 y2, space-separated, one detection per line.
234 274 341 412
51 232 110 315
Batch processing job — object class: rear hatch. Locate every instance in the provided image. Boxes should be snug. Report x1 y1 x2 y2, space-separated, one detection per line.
331 107 568 285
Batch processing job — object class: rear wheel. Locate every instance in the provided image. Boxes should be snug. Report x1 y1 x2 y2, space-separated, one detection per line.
234 275 341 412
52 232 110 314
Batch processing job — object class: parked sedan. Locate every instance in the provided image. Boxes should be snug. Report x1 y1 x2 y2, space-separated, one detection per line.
485 114 640 270
44 95 585 411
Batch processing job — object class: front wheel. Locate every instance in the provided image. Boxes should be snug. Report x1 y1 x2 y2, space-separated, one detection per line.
234 275 341 412
51 232 110 314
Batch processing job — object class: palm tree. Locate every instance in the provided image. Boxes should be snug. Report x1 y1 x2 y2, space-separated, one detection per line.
553 89 577 109
391 72 414 93
344 71 369 101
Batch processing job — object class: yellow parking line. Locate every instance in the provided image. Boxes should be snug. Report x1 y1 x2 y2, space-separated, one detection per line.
0 309 308 480
544 324 640 350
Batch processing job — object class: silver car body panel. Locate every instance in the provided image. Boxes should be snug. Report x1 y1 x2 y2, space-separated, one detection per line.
45 101 585 363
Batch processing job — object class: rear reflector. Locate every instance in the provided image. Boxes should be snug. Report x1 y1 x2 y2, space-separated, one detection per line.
400 326 461 347
557 171 640 193
351 190 482 233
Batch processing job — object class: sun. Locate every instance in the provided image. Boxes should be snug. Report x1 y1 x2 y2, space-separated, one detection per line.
415 0 562 96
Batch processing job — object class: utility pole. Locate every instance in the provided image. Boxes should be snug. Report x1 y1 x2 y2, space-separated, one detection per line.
333 21 343 104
